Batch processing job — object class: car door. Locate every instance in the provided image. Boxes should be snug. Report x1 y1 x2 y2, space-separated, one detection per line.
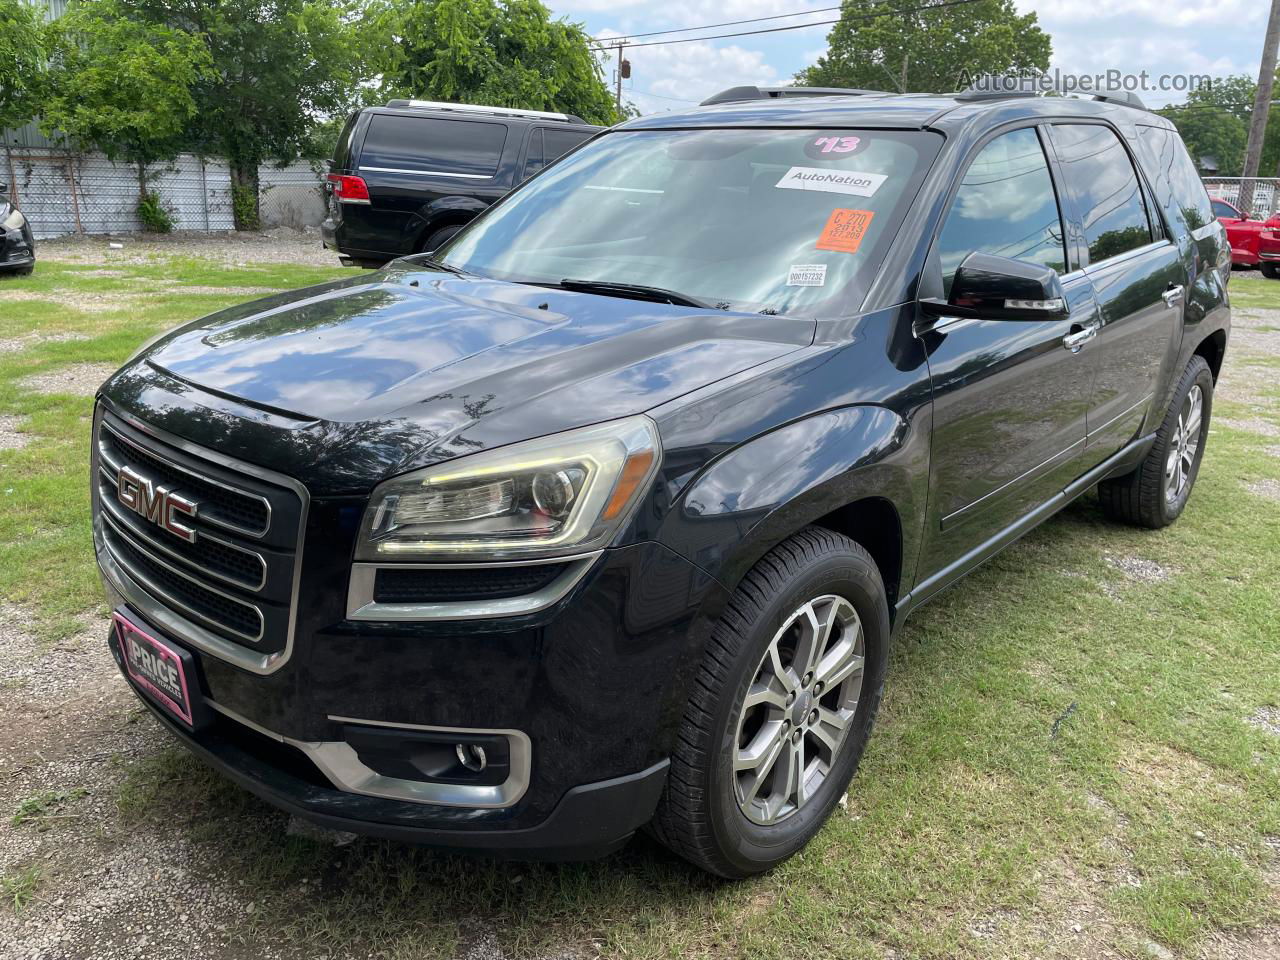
917 125 1099 580
1046 122 1184 458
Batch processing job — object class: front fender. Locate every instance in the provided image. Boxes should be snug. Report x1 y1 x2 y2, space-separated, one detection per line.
655 404 926 597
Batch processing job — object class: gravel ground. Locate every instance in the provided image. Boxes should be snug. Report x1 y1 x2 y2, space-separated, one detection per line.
0 417 28 452
37 229 344 269
17 364 117 398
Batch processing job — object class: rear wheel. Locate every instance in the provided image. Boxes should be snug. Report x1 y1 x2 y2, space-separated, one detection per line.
420 225 462 255
649 528 889 877
1098 355 1213 528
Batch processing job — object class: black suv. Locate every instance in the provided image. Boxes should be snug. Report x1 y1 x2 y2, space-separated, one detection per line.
94 86 1230 877
321 99 600 267
0 183 35 275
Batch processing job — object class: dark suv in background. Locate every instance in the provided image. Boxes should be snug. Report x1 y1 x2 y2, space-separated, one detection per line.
321 100 600 267
95 85 1230 878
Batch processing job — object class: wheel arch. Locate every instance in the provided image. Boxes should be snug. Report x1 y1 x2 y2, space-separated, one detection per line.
1192 327 1227 383
403 195 489 252
658 404 924 625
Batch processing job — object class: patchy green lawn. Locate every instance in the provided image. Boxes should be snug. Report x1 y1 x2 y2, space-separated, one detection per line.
0 259 1278 959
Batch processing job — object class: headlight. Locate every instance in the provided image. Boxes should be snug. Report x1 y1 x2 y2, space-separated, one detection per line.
2 207 23 231
356 416 661 560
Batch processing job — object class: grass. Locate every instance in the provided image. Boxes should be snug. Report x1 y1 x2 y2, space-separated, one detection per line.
11 788 89 828
0 864 43 913
3 261 1280 957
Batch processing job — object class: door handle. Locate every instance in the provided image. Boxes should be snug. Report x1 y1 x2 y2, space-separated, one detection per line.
1063 322 1099 353
1162 284 1185 306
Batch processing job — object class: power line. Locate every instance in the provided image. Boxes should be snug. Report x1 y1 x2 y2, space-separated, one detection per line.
591 0 982 50
593 5 842 45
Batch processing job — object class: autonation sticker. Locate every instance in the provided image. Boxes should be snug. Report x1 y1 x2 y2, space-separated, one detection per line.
775 166 886 197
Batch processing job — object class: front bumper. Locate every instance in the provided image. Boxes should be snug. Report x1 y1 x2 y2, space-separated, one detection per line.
99 533 724 858
108 620 668 858
0 222 34 272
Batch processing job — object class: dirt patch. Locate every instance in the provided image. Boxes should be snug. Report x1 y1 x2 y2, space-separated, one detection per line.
1199 924 1280 960
0 416 29 451
1216 417 1280 439
1105 554 1172 584
17 363 116 397
0 331 90 355
38 229 344 269
1245 478 1280 503
1247 707 1280 737
147 284 280 297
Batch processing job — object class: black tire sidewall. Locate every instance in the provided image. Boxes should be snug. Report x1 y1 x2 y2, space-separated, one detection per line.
705 550 889 876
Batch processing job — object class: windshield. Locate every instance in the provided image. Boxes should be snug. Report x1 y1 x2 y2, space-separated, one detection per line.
438 127 942 317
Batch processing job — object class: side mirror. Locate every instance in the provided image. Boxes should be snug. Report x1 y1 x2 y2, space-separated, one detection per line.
922 252 1068 322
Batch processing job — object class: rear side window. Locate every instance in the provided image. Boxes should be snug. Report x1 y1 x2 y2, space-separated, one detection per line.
522 129 545 179
1050 123 1153 264
359 115 508 178
1135 124 1217 236
331 113 360 170
543 129 592 162
935 127 1067 295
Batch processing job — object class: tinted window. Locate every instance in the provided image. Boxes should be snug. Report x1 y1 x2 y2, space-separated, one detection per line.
331 113 360 169
936 127 1066 295
543 129 592 162
1135 124 1217 235
360 115 508 178
1051 123 1152 264
522 129 545 179
1211 199 1239 220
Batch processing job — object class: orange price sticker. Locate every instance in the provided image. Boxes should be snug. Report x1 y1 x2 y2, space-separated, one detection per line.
815 208 875 254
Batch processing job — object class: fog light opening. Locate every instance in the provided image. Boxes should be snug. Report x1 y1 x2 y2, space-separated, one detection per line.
456 742 488 773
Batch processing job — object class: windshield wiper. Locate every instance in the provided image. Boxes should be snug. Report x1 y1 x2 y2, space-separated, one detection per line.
419 255 466 276
557 278 721 310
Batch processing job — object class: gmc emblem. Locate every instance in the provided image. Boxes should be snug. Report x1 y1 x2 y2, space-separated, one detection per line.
116 465 198 544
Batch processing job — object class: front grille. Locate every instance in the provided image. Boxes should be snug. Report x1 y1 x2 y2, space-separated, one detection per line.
93 407 304 659
372 563 569 604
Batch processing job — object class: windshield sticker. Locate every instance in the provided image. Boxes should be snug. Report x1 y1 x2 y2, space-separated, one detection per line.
815 208 875 254
787 264 828 287
804 135 864 160
775 166 886 197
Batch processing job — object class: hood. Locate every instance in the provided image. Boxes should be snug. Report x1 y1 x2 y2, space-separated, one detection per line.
108 265 815 493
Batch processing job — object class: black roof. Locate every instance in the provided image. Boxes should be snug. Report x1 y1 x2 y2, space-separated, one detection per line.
616 92 1174 134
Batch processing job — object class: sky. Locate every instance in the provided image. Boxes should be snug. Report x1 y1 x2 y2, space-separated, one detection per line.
545 0 1273 116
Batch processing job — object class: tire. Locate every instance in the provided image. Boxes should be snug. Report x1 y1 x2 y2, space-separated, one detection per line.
1262 263 1279 280
1098 354 1213 528
420 225 461 254
649 527 889 878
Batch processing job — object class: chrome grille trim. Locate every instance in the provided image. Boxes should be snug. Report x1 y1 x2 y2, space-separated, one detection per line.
99 417 273 539
100 509 265 643
93 404 310 676
97 470 268 592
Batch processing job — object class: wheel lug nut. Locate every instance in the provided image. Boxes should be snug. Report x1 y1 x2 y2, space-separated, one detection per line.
802 672 813 687
785 692 795 706
813 681 824 695
782 719 790 730
791 730 802 743
808 708 819 725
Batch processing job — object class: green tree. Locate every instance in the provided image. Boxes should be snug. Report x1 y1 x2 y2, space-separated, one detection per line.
0 0 51 133
379 0 619 126
41 0 211 210
798 0 1051 93
112 0 365 229
1157 76 1256 176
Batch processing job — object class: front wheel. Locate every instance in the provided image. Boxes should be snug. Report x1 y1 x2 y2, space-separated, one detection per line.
1262 263 1279 280
649 528 889 878
1098 355 1213 528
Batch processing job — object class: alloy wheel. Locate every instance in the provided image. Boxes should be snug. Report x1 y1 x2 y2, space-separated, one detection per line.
1165 384 1203 506
732 595 865 826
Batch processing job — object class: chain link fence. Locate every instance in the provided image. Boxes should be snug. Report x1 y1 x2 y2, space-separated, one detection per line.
1202 177 1280 221
2 147 325 239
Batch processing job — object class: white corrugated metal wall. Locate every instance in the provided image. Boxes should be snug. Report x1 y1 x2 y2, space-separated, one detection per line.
3 149 323 239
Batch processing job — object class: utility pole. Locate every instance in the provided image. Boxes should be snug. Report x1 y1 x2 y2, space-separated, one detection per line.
614 43 626 111
1242 0 1280 213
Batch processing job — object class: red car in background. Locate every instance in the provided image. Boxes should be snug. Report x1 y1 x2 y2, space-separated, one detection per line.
1213 198 1280 278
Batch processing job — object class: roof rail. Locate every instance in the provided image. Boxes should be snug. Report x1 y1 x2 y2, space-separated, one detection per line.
953 74 1044 102
384 99 588 125
1092 90 1148 111
700 85 890 106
